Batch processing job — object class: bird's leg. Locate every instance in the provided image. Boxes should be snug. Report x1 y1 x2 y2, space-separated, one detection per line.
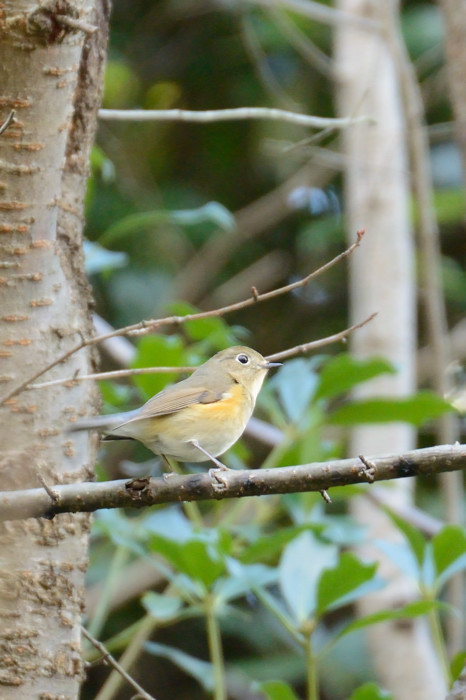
188 440 230 470
188 439 231 489
161 454 178 480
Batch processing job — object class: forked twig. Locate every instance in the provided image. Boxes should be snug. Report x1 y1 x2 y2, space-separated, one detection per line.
0 232 364 405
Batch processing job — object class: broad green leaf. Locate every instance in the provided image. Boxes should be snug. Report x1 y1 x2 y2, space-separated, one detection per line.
168 301 238 346
256 680 300 700
432 525 466 589
329 392 454 427
100 202 235 246
385 511 426 567
317 553 380 614
375 540 420 580
336 600 443 642
240 524 325 565
149 536 226 587
143 507 193 543
142 592 184 621
349 682 393 700
145 641 213 690
272 359 319 422
93 509 145 555
451 650 466 682
279 531 337 623
315 355 395 401
215 561 277 603
130 335 186 398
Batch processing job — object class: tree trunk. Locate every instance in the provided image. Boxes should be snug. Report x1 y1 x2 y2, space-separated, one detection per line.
438 0 466 179
0 1 109 697
334 1 446 697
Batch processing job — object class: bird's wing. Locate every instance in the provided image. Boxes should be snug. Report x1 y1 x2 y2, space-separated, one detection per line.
118 378 229 427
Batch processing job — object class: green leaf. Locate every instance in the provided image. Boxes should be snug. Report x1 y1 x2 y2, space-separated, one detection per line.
271 358 320 422
336 600 443 642
215 561 277 603
145 641 213 690
99 202 235 246
149 536 226 587
315 355 396 401
328 392 454 427
279 531 337 623
432 525 466 589
317 553 380 614
375 540 420 580
451 650 466 682
385 511 427 567
168 301 238 347
130 335 186 398
143 507 194 542
349 682 393 700
142 592 184 621
256 680 300 700
240 524 325 565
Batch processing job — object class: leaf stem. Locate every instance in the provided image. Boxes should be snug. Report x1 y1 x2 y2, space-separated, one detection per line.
428 600 452 685
304 631 318 700
205 596 226 700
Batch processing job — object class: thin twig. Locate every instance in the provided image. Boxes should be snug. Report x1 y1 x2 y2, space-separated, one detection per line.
99 106 373 129
0 233 364 406
81 626 157 700
266 311 377 361
26 311 375 391
0 110 16 136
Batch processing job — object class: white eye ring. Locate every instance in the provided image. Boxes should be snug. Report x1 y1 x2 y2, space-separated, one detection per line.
236 353 249 365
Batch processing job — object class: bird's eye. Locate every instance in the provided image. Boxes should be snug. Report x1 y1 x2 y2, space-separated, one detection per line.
236 353 249 365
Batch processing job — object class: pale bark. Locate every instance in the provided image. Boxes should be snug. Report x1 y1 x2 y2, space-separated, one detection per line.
0 1 108 697
335 1 446 697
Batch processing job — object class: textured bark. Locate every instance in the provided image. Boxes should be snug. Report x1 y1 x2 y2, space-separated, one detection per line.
0 1 109 697
334 1 446 698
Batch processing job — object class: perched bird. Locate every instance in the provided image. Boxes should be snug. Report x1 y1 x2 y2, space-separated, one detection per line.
70 346 281 475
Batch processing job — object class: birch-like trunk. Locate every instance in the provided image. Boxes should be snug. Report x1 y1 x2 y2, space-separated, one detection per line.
0 1 108 697
335 1 446 697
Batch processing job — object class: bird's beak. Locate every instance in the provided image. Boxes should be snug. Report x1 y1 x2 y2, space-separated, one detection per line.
264 360 282 369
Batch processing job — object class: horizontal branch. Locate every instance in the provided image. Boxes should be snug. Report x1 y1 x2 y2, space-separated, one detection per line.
99 107 373 129
1 444 464 522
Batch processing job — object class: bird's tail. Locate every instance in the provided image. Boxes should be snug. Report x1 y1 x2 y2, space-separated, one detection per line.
67 410 139 434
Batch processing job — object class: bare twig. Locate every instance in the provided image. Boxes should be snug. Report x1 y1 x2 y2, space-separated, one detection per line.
81 626 157 700
26 310 376 391
0 233 364 406
266 311 377 361
0 444 463 522
0 109 16 136
99 106 373 129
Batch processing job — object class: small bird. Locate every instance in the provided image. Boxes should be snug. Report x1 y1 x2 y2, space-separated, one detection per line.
70 346 281 476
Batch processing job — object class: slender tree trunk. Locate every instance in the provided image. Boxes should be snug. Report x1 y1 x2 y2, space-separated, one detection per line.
438 0 466 178
0 1 109 697
334 1 446 697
